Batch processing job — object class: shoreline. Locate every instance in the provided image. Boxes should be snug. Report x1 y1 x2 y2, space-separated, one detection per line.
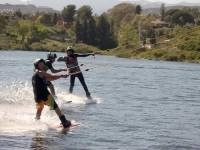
1 48 200 64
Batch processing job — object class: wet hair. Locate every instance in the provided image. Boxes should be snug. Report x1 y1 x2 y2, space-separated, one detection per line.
34 58 45 69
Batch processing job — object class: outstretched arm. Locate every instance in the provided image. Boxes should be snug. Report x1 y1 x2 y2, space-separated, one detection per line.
38 71 68 81
50 67 67 73
57 56 67 62
76 53 95 57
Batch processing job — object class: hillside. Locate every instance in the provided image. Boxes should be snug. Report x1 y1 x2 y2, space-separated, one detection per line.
1 0 200 14
0 4 58 14
144 5 200 15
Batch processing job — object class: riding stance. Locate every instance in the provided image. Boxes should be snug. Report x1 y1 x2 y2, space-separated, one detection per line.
45 53 67 96
32 58 71 128
57 47 94 99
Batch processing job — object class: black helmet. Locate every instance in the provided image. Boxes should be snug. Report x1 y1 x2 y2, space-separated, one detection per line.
34 58 45 69
47 52 57 59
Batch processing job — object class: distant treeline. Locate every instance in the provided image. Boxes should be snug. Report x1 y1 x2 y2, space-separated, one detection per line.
0 3 200 60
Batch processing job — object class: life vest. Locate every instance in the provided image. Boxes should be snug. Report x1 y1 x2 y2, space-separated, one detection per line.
66 55 81 74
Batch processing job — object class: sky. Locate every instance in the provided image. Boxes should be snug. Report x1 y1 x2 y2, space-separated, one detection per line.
149 0 200 4
1 0 200 12
16 0 200 4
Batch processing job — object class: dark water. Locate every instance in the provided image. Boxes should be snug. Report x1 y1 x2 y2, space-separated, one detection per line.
0 51 200 150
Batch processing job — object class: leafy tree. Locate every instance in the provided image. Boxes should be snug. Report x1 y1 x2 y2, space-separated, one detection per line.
31 23 51 42
75 19 83 42
61 5 76 23
165 9 179 22
75 5 96 45
171 11 195 26
146 28 156 44
96 14 116 49
77 5 93 20
16 20 32 47
160 3 165 21
86 17 96 45
52 13 59 25
118 23 139 48
135 5 142 15
0 15 7 33
39 13 53 26
108 3 137 37
108 3 136 26
15 9 22 18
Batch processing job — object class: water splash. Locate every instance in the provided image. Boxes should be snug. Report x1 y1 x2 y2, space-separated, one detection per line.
0 80 33 105
0 81 101 133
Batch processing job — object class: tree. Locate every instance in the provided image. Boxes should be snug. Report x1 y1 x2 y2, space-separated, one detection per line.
160 3 165 21
165 9 179 23
108 3 137 37
61 5 76 23
31 23 50 42
75 5 96 45
146 28 156 44
96 14 116 49
52 13 59 25
16 20 32 47
118 23 139 48
39 13 53 26
75 19 83 42
0 15 7 33
77 5 93 20
171 10 195 26
15 9 22 18
86 17 96 45
108 3 136 25
135 5 142 15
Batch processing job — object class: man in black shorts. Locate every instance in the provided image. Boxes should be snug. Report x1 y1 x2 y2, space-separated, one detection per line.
32 58 71 128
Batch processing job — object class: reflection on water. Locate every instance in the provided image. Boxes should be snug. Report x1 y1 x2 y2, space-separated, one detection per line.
31 132 48 150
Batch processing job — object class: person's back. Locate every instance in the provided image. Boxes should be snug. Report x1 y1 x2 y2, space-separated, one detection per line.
32 72 49 103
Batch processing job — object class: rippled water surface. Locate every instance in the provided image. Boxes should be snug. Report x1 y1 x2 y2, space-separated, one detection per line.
0 51 200 150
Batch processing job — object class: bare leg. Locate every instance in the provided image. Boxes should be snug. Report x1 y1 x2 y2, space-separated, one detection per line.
54 107 62 117
52 100 71 128
36 107 43 120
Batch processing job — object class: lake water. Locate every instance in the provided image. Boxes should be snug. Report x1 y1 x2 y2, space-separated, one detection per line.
0 51 200 150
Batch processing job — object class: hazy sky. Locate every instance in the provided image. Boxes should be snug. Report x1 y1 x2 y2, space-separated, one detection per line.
2 0 200 12
119 0 200 4
17 0 200 4
149 0 200 4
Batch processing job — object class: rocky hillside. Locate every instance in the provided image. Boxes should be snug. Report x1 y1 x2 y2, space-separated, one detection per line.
0 4 58 14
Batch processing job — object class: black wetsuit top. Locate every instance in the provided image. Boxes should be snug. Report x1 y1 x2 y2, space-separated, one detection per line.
32 73 50 103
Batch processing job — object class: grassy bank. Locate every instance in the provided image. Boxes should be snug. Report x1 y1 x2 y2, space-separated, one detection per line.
105 47 200 63
0 36 102 54
1 32 200 63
